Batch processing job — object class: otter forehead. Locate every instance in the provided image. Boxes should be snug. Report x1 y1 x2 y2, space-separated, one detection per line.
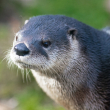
21 15 68 34
17 15 72 47
22 15 68 30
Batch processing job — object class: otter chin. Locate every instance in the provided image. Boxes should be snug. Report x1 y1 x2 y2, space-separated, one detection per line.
9 15 110 110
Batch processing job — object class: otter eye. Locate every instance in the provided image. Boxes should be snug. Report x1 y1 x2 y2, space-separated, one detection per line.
41 41 51 48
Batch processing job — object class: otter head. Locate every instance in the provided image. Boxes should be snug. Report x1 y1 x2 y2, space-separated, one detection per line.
10 15 79 77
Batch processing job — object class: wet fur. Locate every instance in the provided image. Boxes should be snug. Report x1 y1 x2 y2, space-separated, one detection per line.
9 15 110 110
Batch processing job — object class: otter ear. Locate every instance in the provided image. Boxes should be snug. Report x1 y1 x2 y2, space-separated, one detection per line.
68 28 77 39
24 20 29 24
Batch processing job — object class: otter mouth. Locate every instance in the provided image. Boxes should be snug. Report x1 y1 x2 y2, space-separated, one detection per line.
16 61 33 69
10 51 39 70
16 61 41 72
15 59 40 71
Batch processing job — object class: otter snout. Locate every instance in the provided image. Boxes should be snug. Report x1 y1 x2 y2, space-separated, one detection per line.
14 43 30 56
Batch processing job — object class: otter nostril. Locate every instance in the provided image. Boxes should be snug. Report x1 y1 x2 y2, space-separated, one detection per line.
14 43 30 56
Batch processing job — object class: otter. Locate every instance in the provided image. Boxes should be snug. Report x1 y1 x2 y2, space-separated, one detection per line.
9 15 110 110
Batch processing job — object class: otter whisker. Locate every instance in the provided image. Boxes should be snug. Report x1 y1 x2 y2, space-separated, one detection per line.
1 56 7 64
49 65 61 78
47 67 54 77
40 63 48 76
26 69 29 83
26 69 31 82
5 49 15 69
21 69 25 83
27 69 31 82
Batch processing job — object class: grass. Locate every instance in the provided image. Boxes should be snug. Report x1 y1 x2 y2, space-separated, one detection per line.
0 0 109 110
15 87 64 110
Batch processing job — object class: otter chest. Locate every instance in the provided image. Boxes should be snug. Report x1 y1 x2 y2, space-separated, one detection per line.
31 70 63 102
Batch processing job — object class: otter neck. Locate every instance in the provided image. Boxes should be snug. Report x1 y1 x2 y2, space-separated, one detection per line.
31 56 105 110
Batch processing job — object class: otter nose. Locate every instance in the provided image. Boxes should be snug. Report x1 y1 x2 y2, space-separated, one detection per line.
14 43 29 56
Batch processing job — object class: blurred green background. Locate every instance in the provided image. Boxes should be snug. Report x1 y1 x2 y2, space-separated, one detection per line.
0 0 110 110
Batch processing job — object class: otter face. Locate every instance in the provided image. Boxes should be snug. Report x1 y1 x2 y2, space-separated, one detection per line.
10 15 78 74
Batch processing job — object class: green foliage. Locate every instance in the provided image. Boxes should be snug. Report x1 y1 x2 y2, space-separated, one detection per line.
0 25 9 39
20 0 109 29
16 87 64 110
